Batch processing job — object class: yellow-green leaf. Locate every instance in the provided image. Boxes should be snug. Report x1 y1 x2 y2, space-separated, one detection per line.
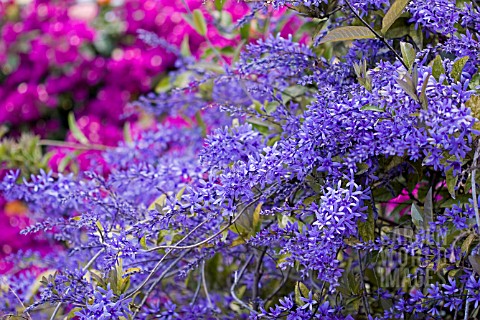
451 56 469 82
319 26 375 44
445 168 457 199
176 186 186 201
295 282 309 306
400 42 415 70
140 236 148 250
252 202 263 233
466 95 480 131
123 122 133 144
181 35 191 57
68 112 89 145
148 193 167 211
358 209 375 242
360 104 385 112
431 55 445 81
192 9 207 36
381 0 412 34
461 233 476 253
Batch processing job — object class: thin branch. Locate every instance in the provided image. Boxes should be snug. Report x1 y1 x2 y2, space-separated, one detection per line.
144 197 260 251
357 250 371 316
464 290 470 320
1 278 32 320
231 254 255 313
132 250 189 318
201 261 214 309
252 248 267 311
39 139 110 151
190 272 202 306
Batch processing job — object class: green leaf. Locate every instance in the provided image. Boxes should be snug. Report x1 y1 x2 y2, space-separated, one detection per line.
396 77 418 101
423 187 433 229
381 0 412 34
468 255 480 274
148 193 167 211
466 95 480 131
361 104 385 112
461 233 476 253
68 112 89 145
176 186 187 201
451 56 469 82
400 42 416 70
295 282 309 306
192 9 207 36
123 122 133 144
240 21 250 40
431 55 445 81
419 73 430 108
67 307 83 319
384 18 410 39
409 24 423 50
214 0 225 11
411 203 423 228
140 236 148 250
181 35 191 57
319 26 375 44
358 209 375 242
445 168 457 199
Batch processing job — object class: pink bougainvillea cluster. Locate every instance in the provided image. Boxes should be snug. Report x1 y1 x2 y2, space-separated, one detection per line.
0 0 248 139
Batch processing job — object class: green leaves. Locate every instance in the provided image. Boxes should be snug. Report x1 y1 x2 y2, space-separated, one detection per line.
381 0 412 34
319 26 375 44
0 133 52 176
400 42 416 71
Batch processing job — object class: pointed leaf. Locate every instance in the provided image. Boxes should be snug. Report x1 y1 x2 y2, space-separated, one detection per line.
451 56 469 82
462 234 476 253
466 95 480 130
469 255 480 274
424 187 433 229
181 35 191 57
319 26 375 44
192 9 207 36
148 194 167 211
400 42 416 70
384 18 410 38
123 122 133 144
411 203 423 228
396 78 418 101
68 112 89 145
431 55 445 81
361 104 385 112
419 73 431 108
446 169 457 199
358 209 375 241
381 0 412 34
